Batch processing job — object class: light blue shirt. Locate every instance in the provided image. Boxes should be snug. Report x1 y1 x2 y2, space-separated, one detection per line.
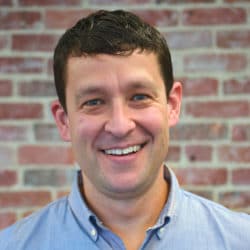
1 166 250 250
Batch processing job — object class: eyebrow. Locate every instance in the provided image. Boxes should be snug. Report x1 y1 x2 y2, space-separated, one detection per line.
75 85 107 104
128 81 158 96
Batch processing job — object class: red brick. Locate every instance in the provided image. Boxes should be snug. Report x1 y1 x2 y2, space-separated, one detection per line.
232 169 250 185
24 169 74 186
47 58 53 76
186 101 249 118
223 77 250 94
57 190 70 198
0 146 15 165
18 80 56 96
165 31 212 49
174 168 227 185
90 0 152 3
0 212 16 230
184 54 247 72
0 57 44 73
45 10 92 29
232 124 250 141
185 145 212 162
0 0 12 5
0 35 8 50
0 103 43 120
18 145 74 165
219 191 250 209
182 8 246 25
186 189 213 200
219 146 250 162
0 80 12 96
0 170 17 186
0 125 28 141
133 10 178 27
224 0 250 2
34 123 61 141
0 11 41 30
179 77 218 96
12 34 59 52
21 210 35 218
19 0 80 5
158 0 214 2
0 191 51 208
165 145 180 161
170 123 227 140
217 30 250 48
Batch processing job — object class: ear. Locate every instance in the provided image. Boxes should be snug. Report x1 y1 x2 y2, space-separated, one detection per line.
167 81 182 127
50 100 71 141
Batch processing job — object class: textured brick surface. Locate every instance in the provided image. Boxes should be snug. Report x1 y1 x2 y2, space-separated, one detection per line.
0 1 250 229
18 80 56 96
24 169 75 187
182 8 246 25
0 170 17 186
232 125 250 141
0 80 12 96
217 30 250 48
18 145 74 165
0 212 16 230
0 191 51 208
165 31 212 50
180 77 218 96
0 57 44 73
174 168 227 186
12 34 59 52
170 123 227 140
19 0 81 5
0 103 43 120
219 191 250 209
219 146 250 162
186 101 249 118
0 125 28 141
34 123 61 141
184 54 247 72
0 11 42 30
223 77 250 94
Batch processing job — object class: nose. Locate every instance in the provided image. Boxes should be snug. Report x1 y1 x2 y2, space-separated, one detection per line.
104 101 136 138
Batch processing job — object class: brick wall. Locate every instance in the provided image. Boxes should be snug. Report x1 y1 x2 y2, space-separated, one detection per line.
0 0 250 230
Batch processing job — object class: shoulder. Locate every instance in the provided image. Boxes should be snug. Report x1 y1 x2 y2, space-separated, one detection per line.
0 196 69 250
182 190 250 223
180 190 250 248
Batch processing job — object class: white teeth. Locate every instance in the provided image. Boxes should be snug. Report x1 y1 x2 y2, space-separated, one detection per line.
104 145 141 155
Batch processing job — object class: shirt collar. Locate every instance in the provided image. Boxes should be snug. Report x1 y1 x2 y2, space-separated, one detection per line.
68 164 182 240
154 165 182 239
68 171 99 241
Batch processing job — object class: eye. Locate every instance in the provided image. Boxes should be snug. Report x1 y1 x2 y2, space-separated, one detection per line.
83 98 104 106
132 94 149 101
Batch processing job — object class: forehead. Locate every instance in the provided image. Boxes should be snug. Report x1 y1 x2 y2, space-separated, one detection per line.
65 51 164 92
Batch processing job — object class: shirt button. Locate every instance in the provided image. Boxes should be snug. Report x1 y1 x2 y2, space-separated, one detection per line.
91 228 97 237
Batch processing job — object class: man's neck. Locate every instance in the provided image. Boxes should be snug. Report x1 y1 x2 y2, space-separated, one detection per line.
81 167 169 249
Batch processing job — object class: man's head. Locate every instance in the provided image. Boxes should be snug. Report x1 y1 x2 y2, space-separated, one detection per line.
53 9 173 111
51 10 182 200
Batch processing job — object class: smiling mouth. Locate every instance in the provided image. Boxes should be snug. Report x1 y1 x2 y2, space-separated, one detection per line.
102 144 145 156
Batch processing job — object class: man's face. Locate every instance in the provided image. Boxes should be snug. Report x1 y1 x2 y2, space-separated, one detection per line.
52 51 181 199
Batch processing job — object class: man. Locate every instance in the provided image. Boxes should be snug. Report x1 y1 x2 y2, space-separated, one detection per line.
0 10 249 250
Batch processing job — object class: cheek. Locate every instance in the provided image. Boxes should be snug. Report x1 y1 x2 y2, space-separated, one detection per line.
139 108 169 135
71 116 105 144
